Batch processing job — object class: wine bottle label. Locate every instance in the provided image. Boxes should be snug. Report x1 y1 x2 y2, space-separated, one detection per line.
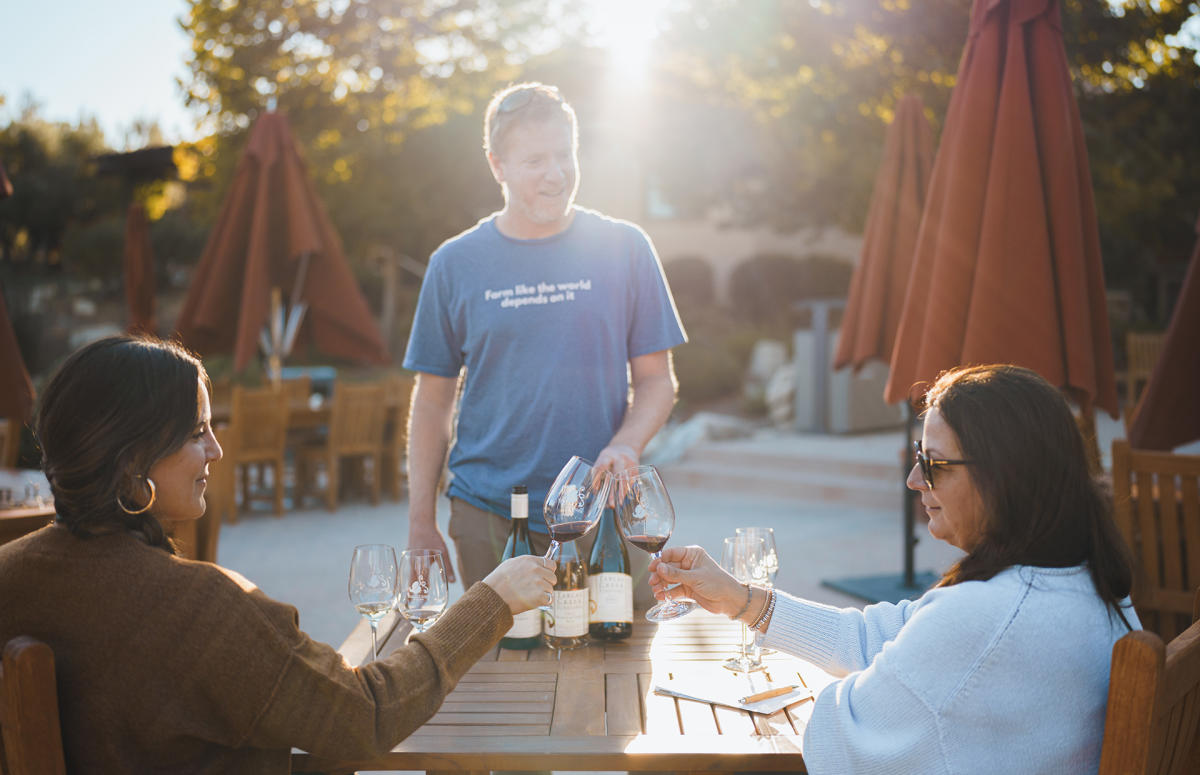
545 588 589 637
505 608 542 638
587 573 633 623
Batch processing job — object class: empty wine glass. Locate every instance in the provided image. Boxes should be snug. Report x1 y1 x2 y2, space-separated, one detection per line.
735 527 779 585
722 535 767 672
398 549 449 638
616 465 697 622
736 526 779 656
348 544 398 662
539 456 612 613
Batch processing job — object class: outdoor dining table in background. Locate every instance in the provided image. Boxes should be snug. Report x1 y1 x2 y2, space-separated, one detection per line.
0 468 54 547
291 608 833 774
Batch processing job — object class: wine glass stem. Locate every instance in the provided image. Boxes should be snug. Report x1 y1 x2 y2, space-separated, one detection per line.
740 622 750 662
652 551 683 596
369 620 379 662
542 540 560 564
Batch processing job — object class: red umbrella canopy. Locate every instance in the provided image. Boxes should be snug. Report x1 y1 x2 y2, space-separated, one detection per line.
176 112 388 371
124 203 157 335
0 285 34 422
884 0 1118 417
835 95 935 372
1127 212 1200 450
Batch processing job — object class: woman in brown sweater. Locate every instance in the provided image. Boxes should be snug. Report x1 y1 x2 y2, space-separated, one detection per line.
0 335 555 773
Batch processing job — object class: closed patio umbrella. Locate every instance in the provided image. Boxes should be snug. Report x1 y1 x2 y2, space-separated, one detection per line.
124 203 157 335
176 112 388 372
827 95 937 603
1127 212 1200 450
0 285 34 423
834 95 935 372
884 0 1119 419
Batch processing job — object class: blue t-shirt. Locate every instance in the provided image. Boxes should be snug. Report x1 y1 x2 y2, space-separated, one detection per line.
403 207 687 532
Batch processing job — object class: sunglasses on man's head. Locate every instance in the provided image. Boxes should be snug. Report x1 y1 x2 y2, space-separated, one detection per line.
498 85 562 114
912 440 973 489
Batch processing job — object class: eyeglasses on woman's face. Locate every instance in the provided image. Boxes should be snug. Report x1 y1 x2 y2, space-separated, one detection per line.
912 440 973 490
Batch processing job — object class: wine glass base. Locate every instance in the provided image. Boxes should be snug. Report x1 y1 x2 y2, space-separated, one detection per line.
722 655 766 673
645 599 697 622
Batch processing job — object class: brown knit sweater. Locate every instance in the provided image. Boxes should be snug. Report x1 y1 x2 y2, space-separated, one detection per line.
0 524 512 773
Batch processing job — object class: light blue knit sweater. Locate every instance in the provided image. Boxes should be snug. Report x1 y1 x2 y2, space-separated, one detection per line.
760 565 1138 774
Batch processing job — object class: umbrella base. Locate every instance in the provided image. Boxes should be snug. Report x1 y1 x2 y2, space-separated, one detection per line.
821 571 940 604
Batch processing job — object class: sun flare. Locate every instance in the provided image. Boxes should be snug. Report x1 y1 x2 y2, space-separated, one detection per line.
584 0 671 80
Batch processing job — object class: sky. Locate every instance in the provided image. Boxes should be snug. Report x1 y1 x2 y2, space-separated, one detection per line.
0 1 200 148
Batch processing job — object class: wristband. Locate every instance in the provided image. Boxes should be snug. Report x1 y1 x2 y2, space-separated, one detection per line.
751 589 776 631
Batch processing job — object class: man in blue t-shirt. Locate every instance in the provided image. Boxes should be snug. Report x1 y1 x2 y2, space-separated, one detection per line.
402 82 687 596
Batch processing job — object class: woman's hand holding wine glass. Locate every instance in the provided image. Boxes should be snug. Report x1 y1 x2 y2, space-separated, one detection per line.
616 465 696 622
483 554 557 614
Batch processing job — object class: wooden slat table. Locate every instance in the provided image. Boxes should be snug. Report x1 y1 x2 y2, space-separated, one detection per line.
292 607 834 774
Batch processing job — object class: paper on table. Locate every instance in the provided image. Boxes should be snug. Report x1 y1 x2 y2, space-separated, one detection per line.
654 666 814 715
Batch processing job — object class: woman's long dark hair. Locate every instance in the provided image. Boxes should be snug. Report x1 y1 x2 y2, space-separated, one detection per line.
35 335 209 553
929 365 1133 627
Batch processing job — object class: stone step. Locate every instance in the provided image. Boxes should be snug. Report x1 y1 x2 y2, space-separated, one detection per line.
657 459 903 511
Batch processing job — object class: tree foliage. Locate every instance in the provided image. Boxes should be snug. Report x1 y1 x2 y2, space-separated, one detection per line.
0 107 118 270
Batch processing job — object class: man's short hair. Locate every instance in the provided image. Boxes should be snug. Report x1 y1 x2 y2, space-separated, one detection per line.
483 82 578 158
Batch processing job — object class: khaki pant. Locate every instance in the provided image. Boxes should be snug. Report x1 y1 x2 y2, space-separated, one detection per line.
448 497 654 608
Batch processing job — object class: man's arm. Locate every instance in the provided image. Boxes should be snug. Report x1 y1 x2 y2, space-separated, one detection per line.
594 349 678 474
405 371 460 581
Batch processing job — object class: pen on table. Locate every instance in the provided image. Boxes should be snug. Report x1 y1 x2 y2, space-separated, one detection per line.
740 685 799 704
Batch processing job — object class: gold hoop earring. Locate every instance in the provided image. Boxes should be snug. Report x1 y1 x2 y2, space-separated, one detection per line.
117 477 157 515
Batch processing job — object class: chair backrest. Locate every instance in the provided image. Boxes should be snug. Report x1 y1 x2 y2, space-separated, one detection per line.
329 381 387 454
1126 331 1167 410
1112 439 1200 641
229 385 290 462
280 376 312 407
1099 590 1200 775
0 637 66 775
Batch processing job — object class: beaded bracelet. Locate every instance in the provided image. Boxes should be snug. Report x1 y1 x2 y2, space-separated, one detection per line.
733 583 754 619
751 589 776 631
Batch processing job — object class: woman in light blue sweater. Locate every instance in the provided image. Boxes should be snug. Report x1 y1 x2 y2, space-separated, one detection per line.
650 365 1138 774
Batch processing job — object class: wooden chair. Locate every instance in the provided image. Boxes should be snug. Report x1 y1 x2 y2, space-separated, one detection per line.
0 418 20 468
296 381 388 511
1112 439 1200 641
1099 589 1200 775
0 637 66 775
380 373 415 501
1125 331 1167 417
225 385 290 520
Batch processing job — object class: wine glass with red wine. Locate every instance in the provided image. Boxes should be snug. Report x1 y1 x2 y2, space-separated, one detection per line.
615 465 697 622
539 456 612 612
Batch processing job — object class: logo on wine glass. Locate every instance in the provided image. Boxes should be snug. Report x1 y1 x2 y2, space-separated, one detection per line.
633 502 649 522
409 580 427 596
559 484 580 516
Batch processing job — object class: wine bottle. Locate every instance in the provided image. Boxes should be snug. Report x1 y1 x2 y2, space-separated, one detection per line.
499 486 541 650
587 506 632 640
543 537 589 650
